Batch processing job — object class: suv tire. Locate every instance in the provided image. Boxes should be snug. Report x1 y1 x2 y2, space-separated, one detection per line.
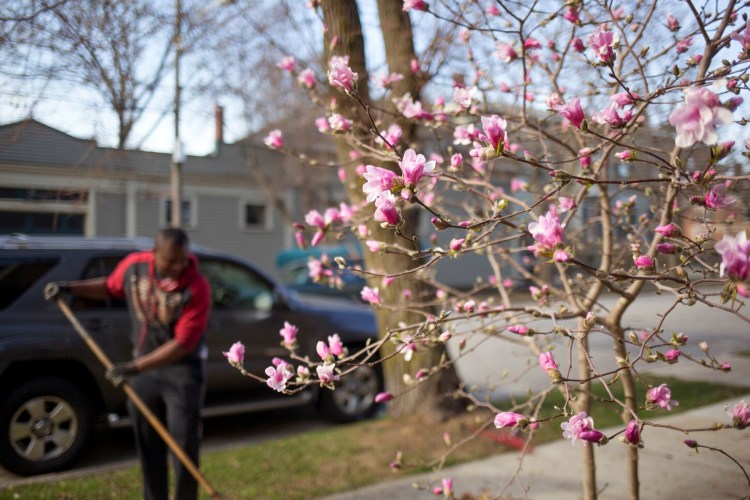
319 358 383 422
0 377 93 476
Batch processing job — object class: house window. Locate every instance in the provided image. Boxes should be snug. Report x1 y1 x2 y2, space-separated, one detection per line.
240 201 270 230
163 198 195 228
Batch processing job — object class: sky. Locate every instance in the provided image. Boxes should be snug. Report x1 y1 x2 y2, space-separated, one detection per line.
0 0 390 157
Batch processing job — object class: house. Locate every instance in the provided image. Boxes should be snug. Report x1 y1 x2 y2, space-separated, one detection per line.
0 112 308 275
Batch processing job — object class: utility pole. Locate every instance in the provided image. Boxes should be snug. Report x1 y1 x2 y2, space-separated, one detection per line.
170 0 184 228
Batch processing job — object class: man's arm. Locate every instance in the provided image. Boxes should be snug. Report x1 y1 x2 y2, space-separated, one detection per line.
132 339 188 372
69 277 111 300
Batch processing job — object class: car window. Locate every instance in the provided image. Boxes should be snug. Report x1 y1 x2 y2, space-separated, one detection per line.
0 257 59 310
200 258 274 311
72 255 128 311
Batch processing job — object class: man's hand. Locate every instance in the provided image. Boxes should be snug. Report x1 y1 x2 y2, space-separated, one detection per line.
105 361 140 387
44 282 71 302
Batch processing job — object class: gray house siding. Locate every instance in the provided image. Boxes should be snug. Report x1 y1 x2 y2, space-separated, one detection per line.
0 119 293 279
94 192 125 236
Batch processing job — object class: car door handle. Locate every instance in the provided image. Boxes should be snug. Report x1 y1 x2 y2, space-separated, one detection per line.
84 318 111 332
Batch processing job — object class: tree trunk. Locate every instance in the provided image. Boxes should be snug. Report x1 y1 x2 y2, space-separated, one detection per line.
321 0 462 421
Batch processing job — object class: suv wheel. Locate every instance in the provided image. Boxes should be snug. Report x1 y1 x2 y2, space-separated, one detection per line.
0 378 93 476
319 361 383 422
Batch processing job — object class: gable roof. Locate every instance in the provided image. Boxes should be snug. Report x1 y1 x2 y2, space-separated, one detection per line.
0 118 288 183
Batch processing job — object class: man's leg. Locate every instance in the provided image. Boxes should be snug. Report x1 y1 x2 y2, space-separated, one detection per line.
128 372 169 500
163 360 205 500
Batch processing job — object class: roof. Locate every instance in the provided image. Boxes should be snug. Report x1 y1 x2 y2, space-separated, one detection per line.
0 118 291 182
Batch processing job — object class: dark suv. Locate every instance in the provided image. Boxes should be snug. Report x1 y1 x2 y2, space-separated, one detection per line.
0 235 382 476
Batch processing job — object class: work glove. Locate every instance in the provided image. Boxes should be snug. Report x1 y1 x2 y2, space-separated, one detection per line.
44 282 71 301
105 361 140 387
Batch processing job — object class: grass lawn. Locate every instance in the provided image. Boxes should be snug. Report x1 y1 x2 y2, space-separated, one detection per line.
3 375 748 499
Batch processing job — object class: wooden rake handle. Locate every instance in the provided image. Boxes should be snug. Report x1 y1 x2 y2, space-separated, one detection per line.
55 297 225 499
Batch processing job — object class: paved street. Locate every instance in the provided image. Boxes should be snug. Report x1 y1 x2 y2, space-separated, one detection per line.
446 290 750 399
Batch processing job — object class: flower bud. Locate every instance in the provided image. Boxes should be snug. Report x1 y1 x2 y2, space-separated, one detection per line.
624 420 641 446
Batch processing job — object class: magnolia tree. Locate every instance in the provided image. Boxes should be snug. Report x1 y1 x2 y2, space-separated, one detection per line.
225 1 750 498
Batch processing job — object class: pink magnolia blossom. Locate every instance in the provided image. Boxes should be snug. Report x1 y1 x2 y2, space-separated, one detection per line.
361 286 381 305
730 20 750 51
479 115 509 152
494 412 527 428
563 5 580 24
279 322 298 346
223 341 245 365
307 258 331 282
276 56 295 72
363 165 398 202
315 116 330 133
616 150 636 162
528 207 565 258
546 93 563 109
328 334 344 357
316 362 339 385
401 97 433 120
374 191 399 225
374 71 404 89
485 5 500 16
676 36 693 54
557 98 585 129
593 102 629 128
656 243 678 254
664 349 682 362
715 231 750 281
310 231 325 247
328 55 358 92
441 478 453 497
727 400 750 429
704 184 737 210
539 351 562 382
449 238 465 252
296 365 310 381
666 14 680 32
495 42 518 62
265 364 293 392
624 420 641 446
397 334 418 361
376 124 403 150
305 209 326 229
561 412 602 447
399 149 436 186
586 25 618 64
453 86 477 108
634 255 655 270
263 129 284 149
450 153 463 170
668 86 733 148
402 0 428 12
558 197 576 212
328 113 352 133
611 91 638 107
571 37 585 52
508 325 530 336
647 383 679 411
316 340 330 360
579 148 592 169
655 223 681 237
297 68 316 89
364 240 383 253
510 178 527 192
375 392 394 403
453 124 480 145
524 37 542 50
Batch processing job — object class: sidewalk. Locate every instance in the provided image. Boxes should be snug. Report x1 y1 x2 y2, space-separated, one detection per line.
324 396 750 500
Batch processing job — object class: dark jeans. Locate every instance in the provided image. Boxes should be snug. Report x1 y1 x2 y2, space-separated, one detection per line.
127 357 205 500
